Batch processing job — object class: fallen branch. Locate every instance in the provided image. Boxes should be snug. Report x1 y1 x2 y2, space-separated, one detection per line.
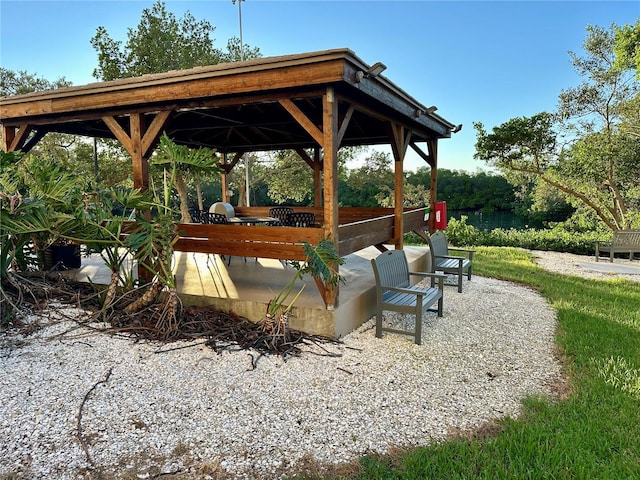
77 366 113 470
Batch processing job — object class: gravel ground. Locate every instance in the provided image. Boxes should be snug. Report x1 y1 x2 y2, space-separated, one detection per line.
530 249 640 283
2 249 620 479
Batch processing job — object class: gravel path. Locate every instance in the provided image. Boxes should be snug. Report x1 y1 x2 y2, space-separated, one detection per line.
4 249 631 479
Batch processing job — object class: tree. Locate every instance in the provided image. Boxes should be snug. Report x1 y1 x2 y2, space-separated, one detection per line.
0 68 70 96
90 0 262 209
475 24 640 231
264 150 315 205
341 150 394 207
614 20 640 77
91 1 222 81
154 134 221 222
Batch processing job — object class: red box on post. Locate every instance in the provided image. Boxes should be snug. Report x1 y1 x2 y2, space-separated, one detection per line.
434 201 447 230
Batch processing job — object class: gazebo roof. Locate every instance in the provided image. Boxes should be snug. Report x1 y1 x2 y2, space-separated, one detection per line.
0 48 456 154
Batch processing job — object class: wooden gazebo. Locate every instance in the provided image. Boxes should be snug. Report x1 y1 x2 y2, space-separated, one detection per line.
0 49 457 310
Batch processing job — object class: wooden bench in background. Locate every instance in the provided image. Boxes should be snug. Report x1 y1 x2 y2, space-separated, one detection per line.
595 230 640 262
371 250 445 345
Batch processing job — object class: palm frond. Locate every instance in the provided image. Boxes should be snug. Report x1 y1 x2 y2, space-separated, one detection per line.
302 239 345 287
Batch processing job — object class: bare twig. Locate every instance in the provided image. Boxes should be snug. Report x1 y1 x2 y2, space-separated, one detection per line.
77 366 113 470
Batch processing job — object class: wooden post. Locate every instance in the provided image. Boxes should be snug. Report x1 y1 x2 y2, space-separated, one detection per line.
313 147 322 207
322 87 339 309
390 122 411 250
428 139 438 234
130 113 148 191
220 153 230 203
1 125 15 152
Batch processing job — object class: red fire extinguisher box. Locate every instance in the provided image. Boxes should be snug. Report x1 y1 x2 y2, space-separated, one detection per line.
434 201 447 230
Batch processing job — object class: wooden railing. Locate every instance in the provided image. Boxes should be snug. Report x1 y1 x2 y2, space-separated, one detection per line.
174 223 323 261
174 207 429 260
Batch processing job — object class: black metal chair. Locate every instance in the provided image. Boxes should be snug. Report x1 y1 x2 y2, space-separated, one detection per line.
268 206 294 225
203 212 229 224
284 212 315 227
188 208 205 223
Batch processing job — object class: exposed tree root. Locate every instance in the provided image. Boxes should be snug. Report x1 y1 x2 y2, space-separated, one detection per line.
2 274 341 363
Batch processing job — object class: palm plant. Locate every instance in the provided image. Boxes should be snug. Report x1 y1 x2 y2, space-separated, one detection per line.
153 133 221 222
122 135 219 337
0 151 94 324
81 187 151 312
259 239 344 348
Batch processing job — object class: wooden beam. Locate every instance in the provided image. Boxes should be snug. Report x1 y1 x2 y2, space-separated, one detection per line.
322 87 339 309
141 110 171 157
389 122 411 162
8 125 33 152
428 139 438 234
279 98 324 145
130 113 147 191
389 122 408 250
20 129 47 153
294 147 315 169
1 125 15 152
313 147 322 207
102 116 133 154
410 141 434 168
336 104 354 147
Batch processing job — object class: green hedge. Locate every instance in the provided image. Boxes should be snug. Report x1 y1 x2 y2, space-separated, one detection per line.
405 216 611 256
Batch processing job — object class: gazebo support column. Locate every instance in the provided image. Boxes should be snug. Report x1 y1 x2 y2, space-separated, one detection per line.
102 111 171 280
313 147 322 207
410 139 439 234
428 139 438 233
390 122 411 249
322 87 339 309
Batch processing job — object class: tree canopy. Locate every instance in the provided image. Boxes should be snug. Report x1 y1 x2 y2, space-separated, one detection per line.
475 23 640 231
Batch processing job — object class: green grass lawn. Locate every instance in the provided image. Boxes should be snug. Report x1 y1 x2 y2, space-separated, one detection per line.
348 247 640 479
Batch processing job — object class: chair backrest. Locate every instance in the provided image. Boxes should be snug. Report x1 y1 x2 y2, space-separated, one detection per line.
203 212 229 224
284 212 315 227
371 250 410 290
428 231 449 257
613 230 640 247
188 208 204 223
269 206 294 224
209 202 235 218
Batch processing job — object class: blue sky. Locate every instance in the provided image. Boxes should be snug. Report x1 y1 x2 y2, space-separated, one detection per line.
1 0 638 172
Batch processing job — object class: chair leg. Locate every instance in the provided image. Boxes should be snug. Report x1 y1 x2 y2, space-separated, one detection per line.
375 309 383 338
457 266 463 293
437 296 443 317
414 306 422 345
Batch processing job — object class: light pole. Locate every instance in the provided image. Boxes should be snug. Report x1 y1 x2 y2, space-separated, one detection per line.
232 0 250 205
232 0 245 61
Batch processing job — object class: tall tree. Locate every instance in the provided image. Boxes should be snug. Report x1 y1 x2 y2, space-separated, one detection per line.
475 24 640 231
0 68 70 97
90 0 262 212
91 1 223 81
614 20 640 78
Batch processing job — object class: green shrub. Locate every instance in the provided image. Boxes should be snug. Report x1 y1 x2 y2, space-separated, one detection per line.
405 216 611 255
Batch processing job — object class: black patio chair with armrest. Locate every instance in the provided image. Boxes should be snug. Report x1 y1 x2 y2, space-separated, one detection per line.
371 249 445 345
284 212 315 227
